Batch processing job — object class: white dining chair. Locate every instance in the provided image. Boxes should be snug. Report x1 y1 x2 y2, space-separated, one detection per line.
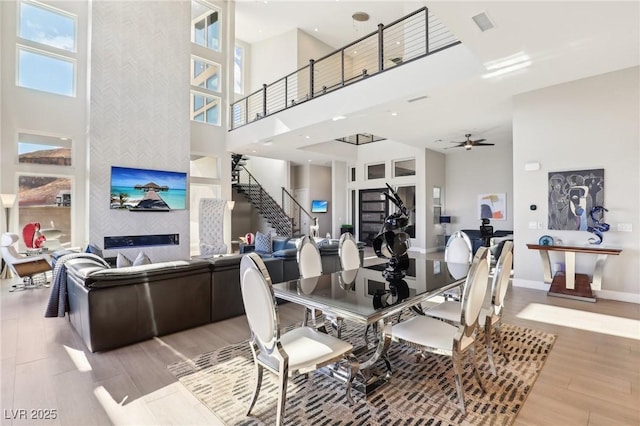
296 235 325 328
390 247 490 416
424 241 514 375
240 253 358 425
442 230 473 301
338 232 361 271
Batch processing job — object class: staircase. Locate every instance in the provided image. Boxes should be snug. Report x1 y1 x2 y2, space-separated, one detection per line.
232 154 295 237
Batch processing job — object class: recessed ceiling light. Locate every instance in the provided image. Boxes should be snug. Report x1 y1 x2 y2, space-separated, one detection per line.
472 12 495 32
263 141 273 146
305 135 310 139
252 150 257 153
314 28 319 32
308 159 312 162
332 115 346 121
59 137 69 141
391 112 398 116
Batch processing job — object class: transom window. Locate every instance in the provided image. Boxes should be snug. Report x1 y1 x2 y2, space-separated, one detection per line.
18 132 72 166
191 0 220 52
191 56 221 92
191 90 221 126
16 1 77 97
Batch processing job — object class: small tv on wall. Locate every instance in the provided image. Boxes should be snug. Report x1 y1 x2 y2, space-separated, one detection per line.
110 166 187 211
311 200 328 213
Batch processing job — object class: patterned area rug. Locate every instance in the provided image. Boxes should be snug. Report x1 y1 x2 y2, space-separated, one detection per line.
168 321 555 425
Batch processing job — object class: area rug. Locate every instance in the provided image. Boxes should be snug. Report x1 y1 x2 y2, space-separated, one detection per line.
168 322 555 425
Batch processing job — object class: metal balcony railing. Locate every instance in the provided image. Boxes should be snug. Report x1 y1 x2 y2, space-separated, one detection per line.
230 7 460 130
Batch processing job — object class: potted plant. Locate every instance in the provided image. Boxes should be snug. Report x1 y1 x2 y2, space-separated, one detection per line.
340 224 354 235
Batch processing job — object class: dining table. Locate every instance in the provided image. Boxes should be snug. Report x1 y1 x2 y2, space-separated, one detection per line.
272 253 470 395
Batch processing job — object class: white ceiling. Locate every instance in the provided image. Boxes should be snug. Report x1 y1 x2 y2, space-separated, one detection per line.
233 1 640 163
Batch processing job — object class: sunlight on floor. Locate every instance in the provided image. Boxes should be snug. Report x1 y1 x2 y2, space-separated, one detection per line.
517 303 640 340
63 345 92 372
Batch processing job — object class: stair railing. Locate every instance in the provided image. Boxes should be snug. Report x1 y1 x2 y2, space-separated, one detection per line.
281 187 314 236
234 165 294 236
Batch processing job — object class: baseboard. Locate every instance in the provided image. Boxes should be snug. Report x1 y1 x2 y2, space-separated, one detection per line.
594 289 640 304
513 278 639 304
512 278 549 291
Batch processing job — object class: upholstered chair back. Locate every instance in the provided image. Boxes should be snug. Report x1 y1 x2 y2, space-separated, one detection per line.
460 247 490 330
297 235 322 278
199 198 228 256
338 232 360 271
445 231 472 264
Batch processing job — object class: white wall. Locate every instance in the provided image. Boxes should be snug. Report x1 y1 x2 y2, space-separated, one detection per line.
245 156 290 202
249 29 297 93
332 160 348 238
308 164 332 237
445 140 514 232
513 66 639 301
296 29 335 68
89 1 191 262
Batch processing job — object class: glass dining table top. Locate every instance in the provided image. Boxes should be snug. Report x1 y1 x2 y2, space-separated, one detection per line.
272 254 470 325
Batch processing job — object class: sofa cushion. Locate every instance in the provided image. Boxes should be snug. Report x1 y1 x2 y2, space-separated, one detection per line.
255 231 272 253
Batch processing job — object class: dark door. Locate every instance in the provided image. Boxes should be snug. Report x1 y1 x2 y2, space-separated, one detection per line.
359 188 389 246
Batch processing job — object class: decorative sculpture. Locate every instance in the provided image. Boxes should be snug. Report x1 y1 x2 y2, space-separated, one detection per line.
587 206 610 245
22 222 46 250
373 183 411 280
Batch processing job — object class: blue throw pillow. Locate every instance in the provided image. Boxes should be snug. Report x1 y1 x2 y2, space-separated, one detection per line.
255 231 273 254
85 243 103 258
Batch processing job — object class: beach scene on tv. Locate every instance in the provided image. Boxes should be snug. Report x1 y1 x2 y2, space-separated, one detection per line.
110 166 187 210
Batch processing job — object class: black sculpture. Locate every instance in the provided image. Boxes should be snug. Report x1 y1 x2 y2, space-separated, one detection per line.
373 183 412 280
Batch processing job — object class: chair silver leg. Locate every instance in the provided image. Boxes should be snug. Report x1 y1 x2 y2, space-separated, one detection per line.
302 307 310 326
246 363 263 416
485 319 497 376
452 351 467 416
494 322 509 364
469 345 486 394
275 366 288 426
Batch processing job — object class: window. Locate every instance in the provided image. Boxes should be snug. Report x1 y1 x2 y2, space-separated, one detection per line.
393 158 416 177
367 163 385 180
191 90 220 126
18 174 72 248
192 56 220 92
17 1 77 97
234 45 244 94
350 167 356 182
192 1 220 52
17 46 75 96
18 133 72 166
18 1 76 52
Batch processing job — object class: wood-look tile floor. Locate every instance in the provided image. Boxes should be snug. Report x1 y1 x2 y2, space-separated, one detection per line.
1 256 639 425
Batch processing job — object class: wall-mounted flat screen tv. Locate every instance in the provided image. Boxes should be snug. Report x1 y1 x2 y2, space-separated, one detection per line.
311 200 328 213
110 166 187 211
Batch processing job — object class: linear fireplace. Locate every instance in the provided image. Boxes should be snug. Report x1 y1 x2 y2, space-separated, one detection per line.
104 233 179 249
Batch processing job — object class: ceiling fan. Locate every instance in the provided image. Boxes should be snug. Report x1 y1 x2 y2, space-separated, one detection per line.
446 133 495 151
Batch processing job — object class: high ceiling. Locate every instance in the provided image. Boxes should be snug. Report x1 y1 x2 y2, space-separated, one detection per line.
233 1 640 164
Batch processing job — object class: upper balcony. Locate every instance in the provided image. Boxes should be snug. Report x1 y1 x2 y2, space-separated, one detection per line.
230 7 460 131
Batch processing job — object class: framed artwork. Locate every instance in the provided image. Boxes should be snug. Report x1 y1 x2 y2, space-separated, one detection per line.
548 168 604 230
478 193 506 221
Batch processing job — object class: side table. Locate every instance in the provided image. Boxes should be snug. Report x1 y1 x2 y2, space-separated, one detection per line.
526 243 622 302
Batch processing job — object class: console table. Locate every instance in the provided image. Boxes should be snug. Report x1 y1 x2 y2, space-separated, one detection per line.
527 243 622 302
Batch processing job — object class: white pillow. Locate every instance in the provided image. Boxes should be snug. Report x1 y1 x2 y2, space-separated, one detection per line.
116 253 132 268
133 251 152 266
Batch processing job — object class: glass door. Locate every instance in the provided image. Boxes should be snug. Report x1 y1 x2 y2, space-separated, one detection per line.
359 188 388 246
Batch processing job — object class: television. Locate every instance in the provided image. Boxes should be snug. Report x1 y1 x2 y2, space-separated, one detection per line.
311 200 328 213
110 166 187 211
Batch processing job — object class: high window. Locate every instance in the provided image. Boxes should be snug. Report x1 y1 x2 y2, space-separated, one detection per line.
191 0 220 52
234 45 244 95
192 56 221 91
17 1 77 97
18 133 72 166
191 91 221 125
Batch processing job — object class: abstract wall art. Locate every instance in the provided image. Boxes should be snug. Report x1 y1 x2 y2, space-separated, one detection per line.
548 168 604 230
478 193 506 221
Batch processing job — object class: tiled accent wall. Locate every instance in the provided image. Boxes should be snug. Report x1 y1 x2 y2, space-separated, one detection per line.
89 1 191 261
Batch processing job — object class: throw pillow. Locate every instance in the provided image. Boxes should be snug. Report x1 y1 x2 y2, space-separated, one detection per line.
133 251 152 266
85 243 103 258
116 253 132 268
255 231 272 253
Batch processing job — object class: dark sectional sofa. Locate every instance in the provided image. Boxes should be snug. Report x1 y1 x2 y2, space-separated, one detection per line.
60 239 362 353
